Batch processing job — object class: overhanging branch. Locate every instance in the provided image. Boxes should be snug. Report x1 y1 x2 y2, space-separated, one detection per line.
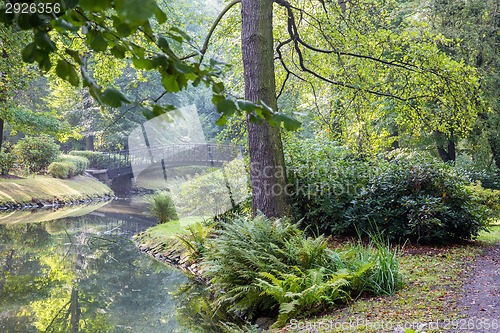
182 0 242 63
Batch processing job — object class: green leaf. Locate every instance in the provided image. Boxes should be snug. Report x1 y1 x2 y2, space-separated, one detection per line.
161 74 180 93
157 37 175 57
54 19 79 32
169 27 191 42
237 100 256 113
21 43 37 63
56 60 70 80
111 45 127 59
102 88 130 107
37 53 51 72
65 49 82 65
176 73 188 90
79 0 112 11
132 57 153 70
115 0 156 24
56 60 79 86
154 5 167 24
34 32 56 51
68 66 80 86
272 113 302 131
90 33 108 52
174 61 195 74
216 114 228 126
212 82 225 94
215 98 237 116
116 23 131 37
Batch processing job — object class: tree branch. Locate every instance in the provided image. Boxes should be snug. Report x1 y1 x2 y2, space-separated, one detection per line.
181 0 242 63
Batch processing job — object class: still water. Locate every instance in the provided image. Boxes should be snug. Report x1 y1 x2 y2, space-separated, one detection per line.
0 198 191 333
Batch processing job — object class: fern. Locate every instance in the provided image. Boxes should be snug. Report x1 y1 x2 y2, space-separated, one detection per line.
202 215 403 327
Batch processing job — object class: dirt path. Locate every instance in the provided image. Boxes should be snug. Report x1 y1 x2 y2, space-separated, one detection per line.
455 244 500 332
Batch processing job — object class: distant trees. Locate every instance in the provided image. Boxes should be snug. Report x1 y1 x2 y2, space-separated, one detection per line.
1 0 496 215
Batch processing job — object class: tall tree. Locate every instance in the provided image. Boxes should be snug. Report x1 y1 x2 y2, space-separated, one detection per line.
241 0 290 217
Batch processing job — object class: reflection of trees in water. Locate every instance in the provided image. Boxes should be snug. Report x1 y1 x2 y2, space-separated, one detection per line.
0 214 186 333
173 283 255 333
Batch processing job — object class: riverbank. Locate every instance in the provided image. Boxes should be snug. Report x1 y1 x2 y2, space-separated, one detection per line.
135 221 500 332
134 216 206 279
0 174 113 210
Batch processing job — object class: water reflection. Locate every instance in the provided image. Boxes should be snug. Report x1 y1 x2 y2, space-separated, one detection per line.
0 201 189 333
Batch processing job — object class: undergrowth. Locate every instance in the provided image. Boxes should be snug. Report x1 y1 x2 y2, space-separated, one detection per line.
202 215 403 327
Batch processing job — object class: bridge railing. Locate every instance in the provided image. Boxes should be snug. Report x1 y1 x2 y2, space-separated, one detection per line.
100 143 243 170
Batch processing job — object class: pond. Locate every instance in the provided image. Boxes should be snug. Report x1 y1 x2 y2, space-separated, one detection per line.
0 198 195 333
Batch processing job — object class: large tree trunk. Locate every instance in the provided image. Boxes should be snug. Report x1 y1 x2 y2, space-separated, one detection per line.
0 48 7 151
241 0 290 217
0 119 4 151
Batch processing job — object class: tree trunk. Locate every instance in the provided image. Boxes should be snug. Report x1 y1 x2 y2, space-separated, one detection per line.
0 48 7 151
0 119 4 151
241 0 290 217
85 135 95 151
437 139 456 162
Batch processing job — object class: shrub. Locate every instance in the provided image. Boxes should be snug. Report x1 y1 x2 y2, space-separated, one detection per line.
48 162 70 179
69 150 128 169
466 183 500 222
203 215 402 326
346 152 490 243
14 135 60 173
173 159 249 217
57 155 89 175
148 191 178 223
285 138 373 234
0 151 15 175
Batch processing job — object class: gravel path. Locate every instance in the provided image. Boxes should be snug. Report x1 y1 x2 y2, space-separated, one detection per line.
455 244 500 333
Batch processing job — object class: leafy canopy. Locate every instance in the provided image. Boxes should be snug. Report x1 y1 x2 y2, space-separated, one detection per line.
0 0 300 130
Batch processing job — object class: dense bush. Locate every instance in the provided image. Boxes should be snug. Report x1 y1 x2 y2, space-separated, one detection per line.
13 135 60 173
56 155 89 175
48 161 76 179
69 150 127 169
285 138 373 233
287 141 497 243
346 152 492 243
148 191 178 223
0 151 15 175
203 215 402 327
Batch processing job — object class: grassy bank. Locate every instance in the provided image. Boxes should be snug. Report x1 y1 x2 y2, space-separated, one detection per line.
0 174 113 207
135 219 500 332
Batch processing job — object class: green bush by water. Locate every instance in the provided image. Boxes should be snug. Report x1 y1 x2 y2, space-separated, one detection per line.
0 151 15 175
148 191 178 223
48 161 77 179
13 135 60 173
69 150 128 169
56 155 90 175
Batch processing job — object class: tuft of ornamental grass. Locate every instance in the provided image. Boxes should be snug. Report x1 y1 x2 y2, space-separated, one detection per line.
148 191 178 224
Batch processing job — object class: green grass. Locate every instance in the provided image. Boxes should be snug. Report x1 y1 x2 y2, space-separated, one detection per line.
146 216 206 238
476 224 500 245
135 216 207 250
0 175 112 206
